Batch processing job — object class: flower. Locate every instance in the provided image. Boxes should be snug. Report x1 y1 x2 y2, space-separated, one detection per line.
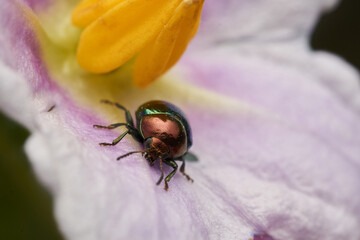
72 0 204 88
1 0 360 240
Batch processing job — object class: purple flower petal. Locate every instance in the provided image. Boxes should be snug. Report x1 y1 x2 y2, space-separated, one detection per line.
253 234 274 240
1 0 360 240
179 48 360 163
23 0 52 10
194 0 337 46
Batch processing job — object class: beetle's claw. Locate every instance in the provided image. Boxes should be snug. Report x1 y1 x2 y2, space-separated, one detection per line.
164 182 169 191
181 172 194 183
187 176 194 183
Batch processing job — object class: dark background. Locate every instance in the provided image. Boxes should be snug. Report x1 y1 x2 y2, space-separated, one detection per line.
312 0 360 70
0 0 359 239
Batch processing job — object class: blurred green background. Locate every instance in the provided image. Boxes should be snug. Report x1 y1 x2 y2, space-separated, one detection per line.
0 0 359 239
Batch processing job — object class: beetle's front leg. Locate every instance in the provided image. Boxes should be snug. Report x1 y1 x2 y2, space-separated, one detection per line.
93 122 131 146
163 160 178 191
156 158 165 185
94 122 143 145
99 130 129 146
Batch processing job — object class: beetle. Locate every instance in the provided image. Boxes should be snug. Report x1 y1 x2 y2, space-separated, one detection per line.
93 100 195 191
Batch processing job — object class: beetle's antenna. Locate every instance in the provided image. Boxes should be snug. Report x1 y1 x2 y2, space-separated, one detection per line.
117 149 149 160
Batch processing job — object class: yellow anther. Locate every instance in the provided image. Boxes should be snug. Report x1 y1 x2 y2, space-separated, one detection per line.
72 0 204 88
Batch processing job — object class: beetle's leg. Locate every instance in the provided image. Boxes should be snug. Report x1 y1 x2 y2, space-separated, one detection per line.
163 160 178 191
100 100 135 127
127 125 144 143
94 122 143 145
99 130 129 146
179 158 194 183
100 100 144 143
93 123 127 129
156 158 165 186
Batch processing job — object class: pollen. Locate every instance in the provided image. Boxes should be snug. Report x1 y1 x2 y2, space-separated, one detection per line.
71 0 204 88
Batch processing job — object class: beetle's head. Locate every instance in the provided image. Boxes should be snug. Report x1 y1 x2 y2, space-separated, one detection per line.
116 137 169 164
143 137 170 165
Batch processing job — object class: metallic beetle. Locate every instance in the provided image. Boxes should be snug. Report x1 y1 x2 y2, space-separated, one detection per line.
94 100 195 191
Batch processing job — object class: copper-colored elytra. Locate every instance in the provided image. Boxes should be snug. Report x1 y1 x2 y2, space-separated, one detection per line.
140 115 187 158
